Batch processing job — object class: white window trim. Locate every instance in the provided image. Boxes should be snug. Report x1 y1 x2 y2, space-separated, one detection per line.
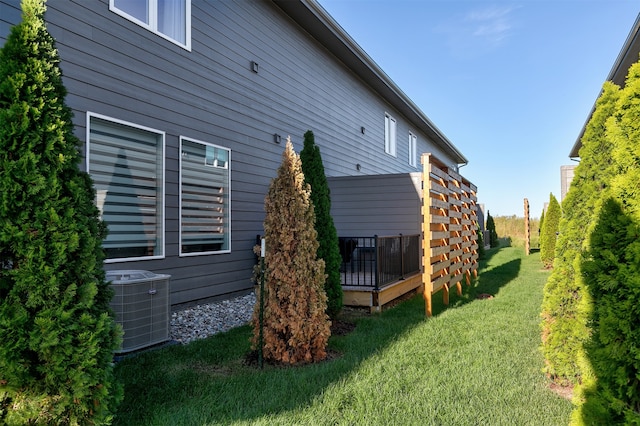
408 131 417 168
86 112 166 263
385 113 397 157
179 136 232 257
109 0 192 51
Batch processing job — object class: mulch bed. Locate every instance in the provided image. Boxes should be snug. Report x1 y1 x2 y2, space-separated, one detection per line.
242 317 357 368
476 293 494 300
331 319 356 336
549 382 573 400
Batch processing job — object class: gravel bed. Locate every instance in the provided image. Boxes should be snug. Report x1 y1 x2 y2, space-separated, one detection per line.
170 292 256 344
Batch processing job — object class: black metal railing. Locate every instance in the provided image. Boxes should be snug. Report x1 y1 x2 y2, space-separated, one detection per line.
338 234 421 290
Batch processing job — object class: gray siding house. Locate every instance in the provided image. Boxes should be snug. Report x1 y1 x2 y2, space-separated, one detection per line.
1 0 469 308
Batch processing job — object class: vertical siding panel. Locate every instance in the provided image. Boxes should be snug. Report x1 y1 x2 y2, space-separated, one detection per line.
327 173 423 237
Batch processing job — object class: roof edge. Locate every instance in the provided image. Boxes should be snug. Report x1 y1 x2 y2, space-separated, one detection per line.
570 13 640 159
273 0 468 166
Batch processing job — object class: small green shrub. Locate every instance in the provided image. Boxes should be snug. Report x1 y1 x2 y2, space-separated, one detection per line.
539 193 560 268
486 212 499 248
476 223 485 258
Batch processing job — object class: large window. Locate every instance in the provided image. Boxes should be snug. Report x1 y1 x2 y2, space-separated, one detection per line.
87 113 165 262
408 132 417 167
180 137 231 255
385 113 397 156
110 0 191 49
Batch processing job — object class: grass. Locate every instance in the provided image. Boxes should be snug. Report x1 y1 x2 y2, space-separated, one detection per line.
113 246 572 425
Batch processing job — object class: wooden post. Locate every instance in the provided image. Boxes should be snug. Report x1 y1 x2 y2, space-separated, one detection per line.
423 286 432 317
524 198 530 255
421 154 433 317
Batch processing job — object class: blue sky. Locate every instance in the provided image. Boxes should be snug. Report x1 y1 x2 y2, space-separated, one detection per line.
317 0 639 218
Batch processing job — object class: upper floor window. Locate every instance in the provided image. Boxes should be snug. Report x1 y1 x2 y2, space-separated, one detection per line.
87 113 165 262
385 113 397 157
180 138 231 256
408 132 417 167
110 0 191 50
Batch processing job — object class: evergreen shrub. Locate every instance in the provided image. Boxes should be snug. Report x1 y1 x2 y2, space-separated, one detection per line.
577 199 640 424
0 1 122 423
486 212 499 248
300 130 343 319
251 139 330 364
539 193 560 269
476 223 485 259
540 82 619 388
573 61 640 424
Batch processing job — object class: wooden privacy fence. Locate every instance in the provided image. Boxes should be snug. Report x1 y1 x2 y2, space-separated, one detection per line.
421 153 479 317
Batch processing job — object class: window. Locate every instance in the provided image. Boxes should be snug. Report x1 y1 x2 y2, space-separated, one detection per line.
87 113 165 262
180 138 231 255
408 132 417 167
384 113 397 156
110 0 191 49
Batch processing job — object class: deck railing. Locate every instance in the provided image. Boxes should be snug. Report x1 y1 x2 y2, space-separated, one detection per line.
338 234 421 290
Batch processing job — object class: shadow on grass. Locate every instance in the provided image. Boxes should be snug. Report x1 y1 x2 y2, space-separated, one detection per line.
427 246 522 317
478 239 512 265
113 247 521 425
114 301 428 424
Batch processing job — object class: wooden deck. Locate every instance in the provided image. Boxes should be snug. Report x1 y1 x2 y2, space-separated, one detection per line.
342 272 423 312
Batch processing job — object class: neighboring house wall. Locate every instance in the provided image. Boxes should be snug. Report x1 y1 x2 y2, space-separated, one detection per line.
560 165 576 202
1 0 465 307
476 203 486 231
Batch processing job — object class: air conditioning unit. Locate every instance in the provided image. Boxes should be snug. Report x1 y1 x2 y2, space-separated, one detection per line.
106 270 170 354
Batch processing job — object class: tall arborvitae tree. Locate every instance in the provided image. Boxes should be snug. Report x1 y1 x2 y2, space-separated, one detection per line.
486 211 499 248
539 193 561 268
573 60 640 425
300 130 343 319
252 138 330 364
540 82 620 389
578 199 640 424
0 1 122 424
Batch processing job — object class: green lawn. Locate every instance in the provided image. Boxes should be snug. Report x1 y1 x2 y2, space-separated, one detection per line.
114 246 572 425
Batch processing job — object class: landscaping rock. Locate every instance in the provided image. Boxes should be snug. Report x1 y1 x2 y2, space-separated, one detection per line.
170 293 256 344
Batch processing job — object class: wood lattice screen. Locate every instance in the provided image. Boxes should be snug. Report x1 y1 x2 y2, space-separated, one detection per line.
421 153 479 317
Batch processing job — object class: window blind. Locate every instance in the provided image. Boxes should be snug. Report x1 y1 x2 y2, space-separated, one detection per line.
180 139 230 254
89 117 164 259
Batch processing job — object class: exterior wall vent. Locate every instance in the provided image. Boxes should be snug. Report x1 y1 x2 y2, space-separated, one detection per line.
106 270 171 353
